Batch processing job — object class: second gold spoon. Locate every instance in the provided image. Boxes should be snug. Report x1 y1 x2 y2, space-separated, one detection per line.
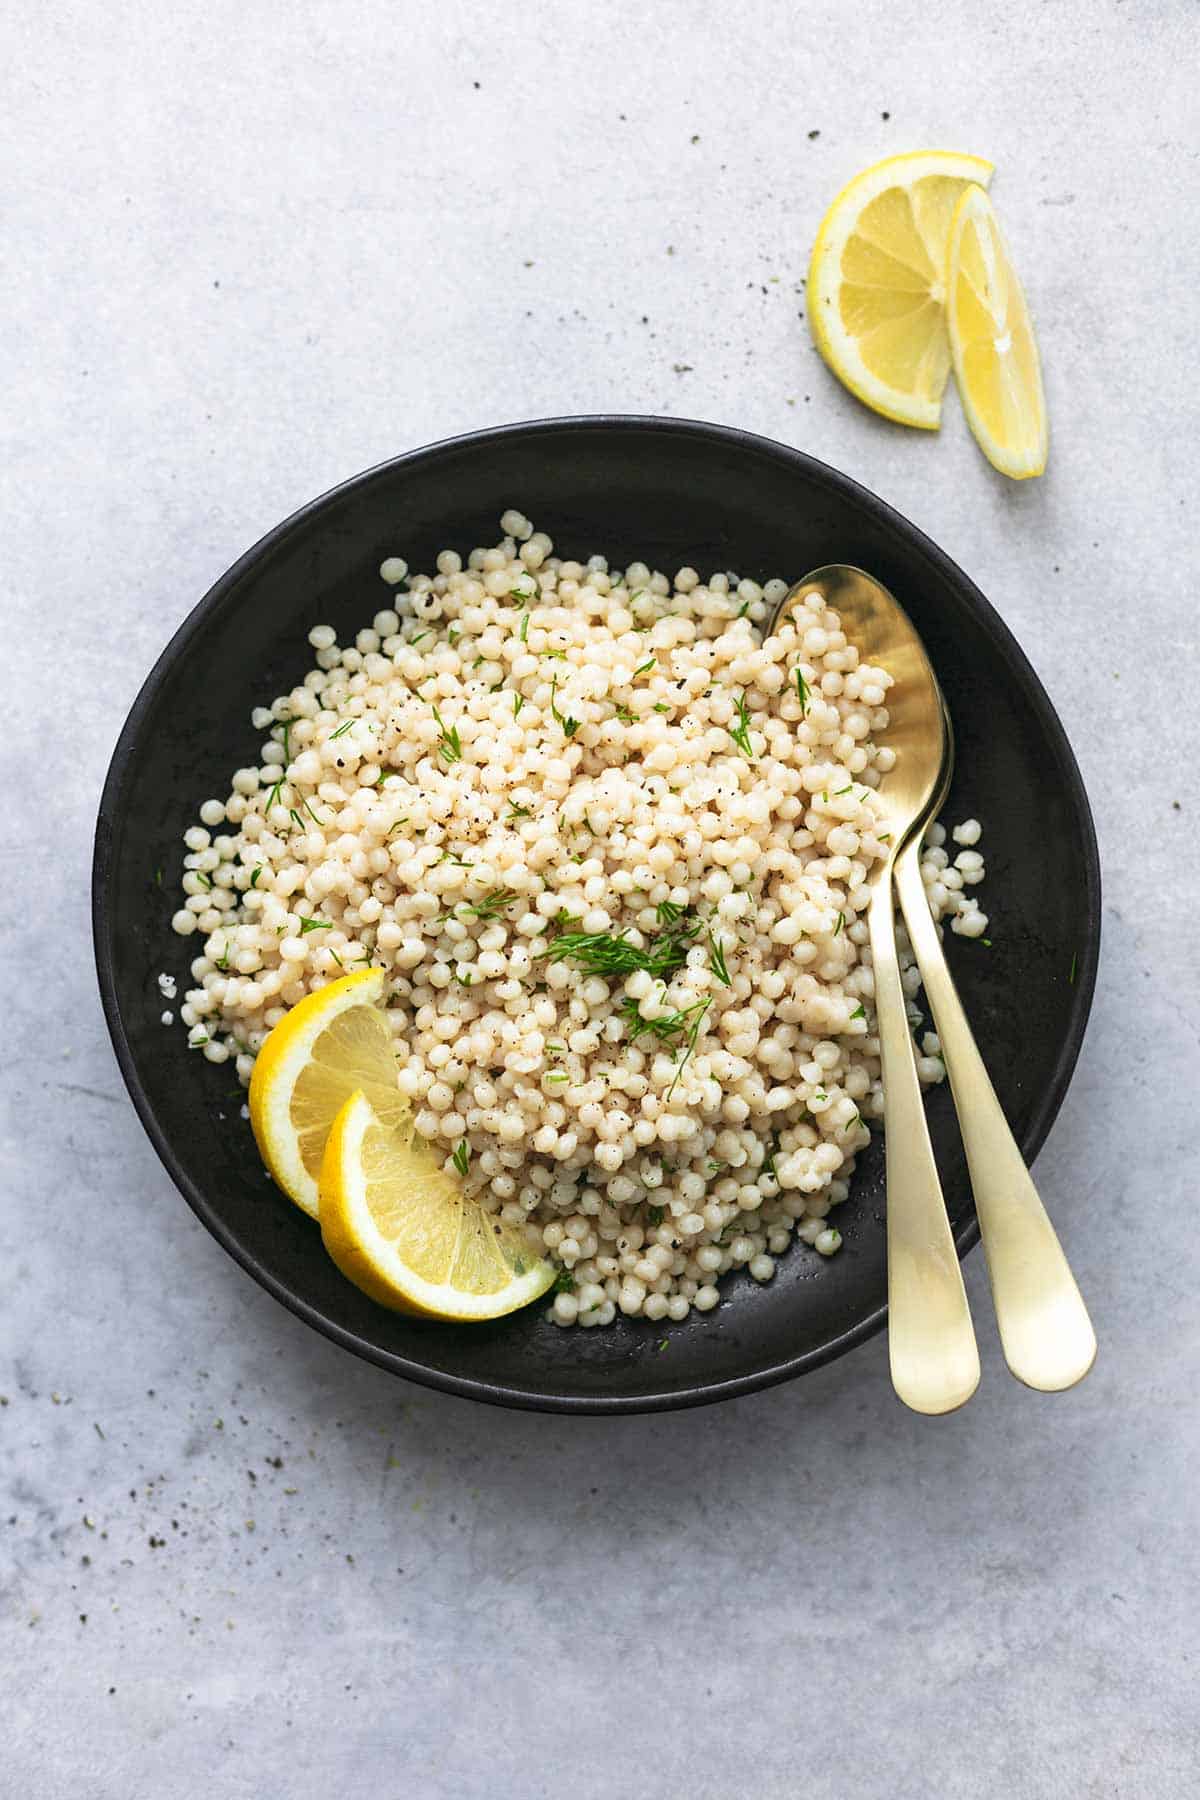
894 713 1097 1392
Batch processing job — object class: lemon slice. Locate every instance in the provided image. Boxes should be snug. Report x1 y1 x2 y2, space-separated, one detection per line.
947 184 1048 479
319 1091 555 1319
807 150 995 428
248 968 409 1219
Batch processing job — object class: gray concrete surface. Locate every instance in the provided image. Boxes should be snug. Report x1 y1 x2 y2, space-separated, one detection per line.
4 2 1198 1795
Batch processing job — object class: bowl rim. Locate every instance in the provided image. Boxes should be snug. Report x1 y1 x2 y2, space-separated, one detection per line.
92 413 1101 1414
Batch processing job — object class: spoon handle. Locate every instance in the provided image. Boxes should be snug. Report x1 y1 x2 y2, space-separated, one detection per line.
867 874 980 1414
893 846 1097 1392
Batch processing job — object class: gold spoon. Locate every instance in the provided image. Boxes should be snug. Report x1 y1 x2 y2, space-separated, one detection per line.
894 707 1097 1392
772 566 980 1415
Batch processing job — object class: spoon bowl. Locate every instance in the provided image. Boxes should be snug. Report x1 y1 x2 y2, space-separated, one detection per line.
769 562 948 848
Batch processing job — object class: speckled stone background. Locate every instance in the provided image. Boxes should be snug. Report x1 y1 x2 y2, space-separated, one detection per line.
4 3 1198 1795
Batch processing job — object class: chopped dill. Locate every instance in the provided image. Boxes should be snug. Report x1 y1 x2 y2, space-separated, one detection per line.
666 998 712 1101
456 887 519 919
620 994 709 1045
451 1140 470 1178
298 916 330 934
549 675 581 738
707 930 732 986
431 703 462 764
544 910 698 980
727 691 756 759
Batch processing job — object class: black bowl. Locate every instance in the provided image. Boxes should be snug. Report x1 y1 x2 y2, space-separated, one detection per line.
93 416 1100 1413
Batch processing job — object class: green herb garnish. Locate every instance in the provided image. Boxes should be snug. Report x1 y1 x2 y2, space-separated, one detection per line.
552 1268 575 1294
666 998 712 1100
457 887 519 919
451 1140 470 1177
620 994 709 1045
431 704 462 764
298 916 330 934
513 693 524 718
549 676 581 739
544 910 698 981
707 930 732 987
519 612 530 644
506 803 533 821
794 668 810 712
633 659 656 678
727 691 756 759
329 719 356 741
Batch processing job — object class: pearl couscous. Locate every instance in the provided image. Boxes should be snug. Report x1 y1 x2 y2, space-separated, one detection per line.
171 513 987 1327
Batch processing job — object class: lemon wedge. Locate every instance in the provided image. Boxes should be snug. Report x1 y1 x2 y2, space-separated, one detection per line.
807 150 994 428
248 968 409 1219
319 1091 555 1319
947 183 1048 478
